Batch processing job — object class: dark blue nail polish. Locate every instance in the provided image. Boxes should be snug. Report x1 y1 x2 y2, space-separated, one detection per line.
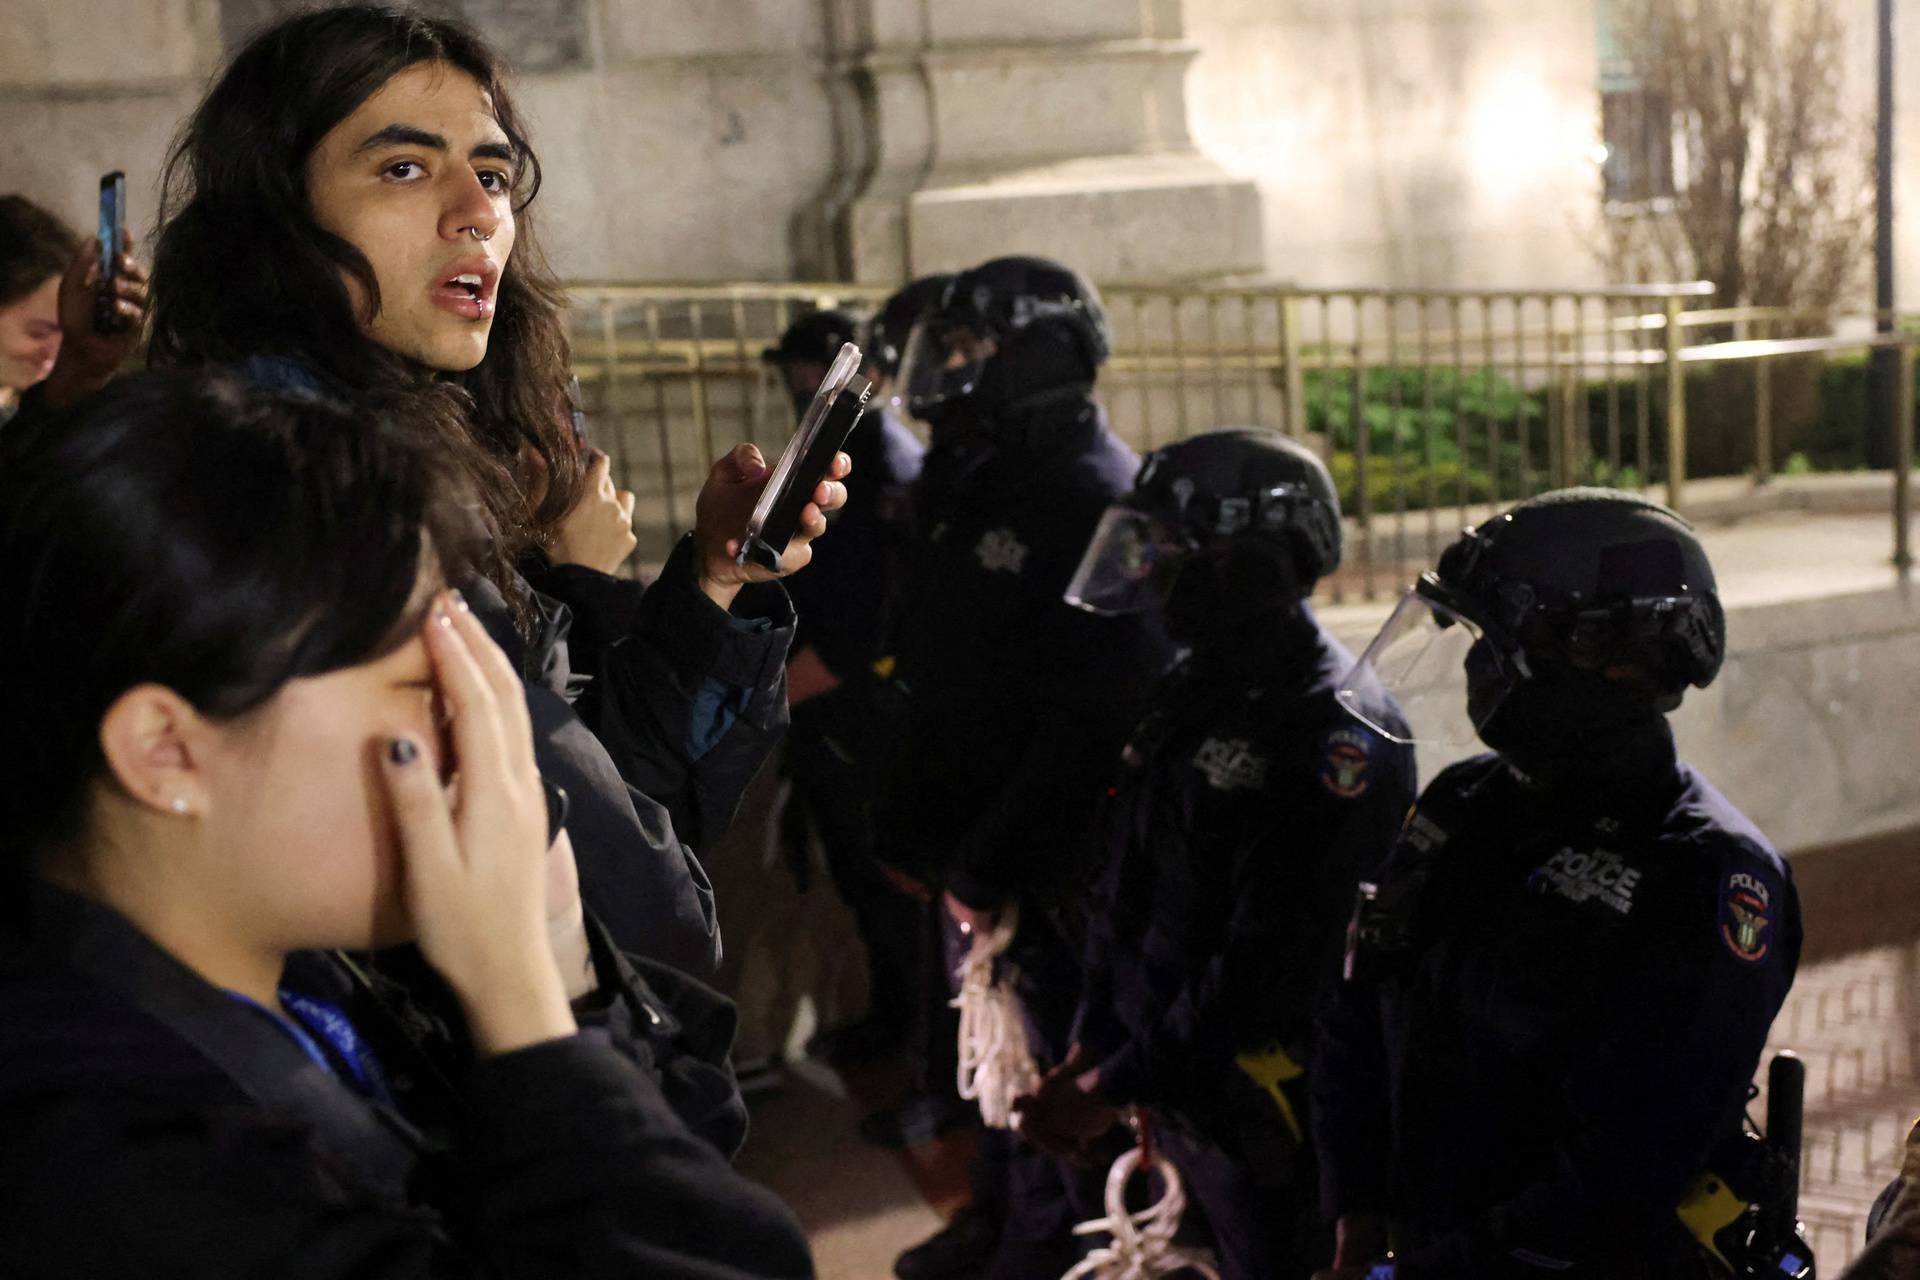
388 738 418 765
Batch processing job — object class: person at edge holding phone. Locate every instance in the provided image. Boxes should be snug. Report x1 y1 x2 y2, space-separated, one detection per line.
77 8 853 1007
0 371 814 1279
0 193 148 426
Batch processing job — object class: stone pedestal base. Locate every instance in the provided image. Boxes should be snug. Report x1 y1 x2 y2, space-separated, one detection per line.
837 27 1262 284
860 153 1261 283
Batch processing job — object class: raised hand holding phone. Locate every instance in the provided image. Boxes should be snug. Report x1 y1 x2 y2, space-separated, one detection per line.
688 344 863 608
42 176 150 410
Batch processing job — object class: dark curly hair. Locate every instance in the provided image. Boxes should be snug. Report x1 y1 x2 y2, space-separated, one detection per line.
147 4 583 615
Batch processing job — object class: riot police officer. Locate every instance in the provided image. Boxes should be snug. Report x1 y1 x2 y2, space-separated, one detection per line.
1313 488 1802 1279
760 306 927 1064
1011 427 1415 1280
875 256 1175 1280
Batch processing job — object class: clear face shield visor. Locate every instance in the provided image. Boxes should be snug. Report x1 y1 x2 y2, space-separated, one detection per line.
1335 576 1529 747
893 318 997 418
1063 505 1193 616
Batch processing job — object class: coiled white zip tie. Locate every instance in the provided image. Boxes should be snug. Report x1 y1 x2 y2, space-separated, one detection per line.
952 901 1041 1130
1061 1142 1222 1280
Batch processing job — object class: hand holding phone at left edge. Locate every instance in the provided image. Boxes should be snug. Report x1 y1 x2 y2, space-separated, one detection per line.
44 231 150 411
690 443 852 610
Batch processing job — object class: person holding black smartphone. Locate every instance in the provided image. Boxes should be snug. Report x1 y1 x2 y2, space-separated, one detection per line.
51 7 859 1168
0 193 147 426
127 7 851 995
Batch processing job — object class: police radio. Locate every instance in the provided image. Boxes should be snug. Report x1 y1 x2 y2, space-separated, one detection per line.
1677 1053 1815 1278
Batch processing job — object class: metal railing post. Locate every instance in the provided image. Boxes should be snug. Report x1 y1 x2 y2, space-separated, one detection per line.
1663 293 1688 511
1351 295 1374 599
1754 352 1773 485
1280 295 1307 439
1896 338 1914 572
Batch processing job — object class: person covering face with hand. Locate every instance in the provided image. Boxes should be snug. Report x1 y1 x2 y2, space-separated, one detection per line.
0 372 814 1280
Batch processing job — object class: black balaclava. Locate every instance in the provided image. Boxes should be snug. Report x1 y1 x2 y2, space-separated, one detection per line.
1468 643 1677 795
931 324 1093 448
1163 537 1313 664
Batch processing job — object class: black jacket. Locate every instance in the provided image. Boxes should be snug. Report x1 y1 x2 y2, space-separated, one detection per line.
1076 613 1414 1152
0 881 815 1279
1313 729 1802 1278
500 535 794 976
872 402 1173 909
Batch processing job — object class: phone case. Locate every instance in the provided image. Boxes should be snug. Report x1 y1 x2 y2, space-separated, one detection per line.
739 375 870 573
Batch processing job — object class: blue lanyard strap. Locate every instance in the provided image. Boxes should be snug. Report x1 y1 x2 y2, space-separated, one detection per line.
224 987 394 1106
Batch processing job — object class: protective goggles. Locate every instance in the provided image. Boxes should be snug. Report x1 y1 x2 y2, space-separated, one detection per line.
1336 573 1530 747
1063 505 1194 616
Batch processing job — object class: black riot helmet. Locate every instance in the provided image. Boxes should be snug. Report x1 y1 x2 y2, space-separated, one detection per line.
1339 487 1725 748
867 274 953 382
762 307 861 417
761 307 859 368
1065 428 1342 634
896 256 1110 429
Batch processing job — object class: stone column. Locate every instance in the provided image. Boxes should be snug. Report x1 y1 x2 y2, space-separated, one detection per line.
838 0 1263 284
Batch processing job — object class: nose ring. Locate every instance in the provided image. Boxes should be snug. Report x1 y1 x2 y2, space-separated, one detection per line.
468 227 492 242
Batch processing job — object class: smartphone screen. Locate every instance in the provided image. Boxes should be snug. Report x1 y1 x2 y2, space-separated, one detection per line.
97 172 125 276
566 375 589 449
95 172 126 334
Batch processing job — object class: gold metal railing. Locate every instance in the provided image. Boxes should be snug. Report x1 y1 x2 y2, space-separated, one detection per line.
566 280 1917 597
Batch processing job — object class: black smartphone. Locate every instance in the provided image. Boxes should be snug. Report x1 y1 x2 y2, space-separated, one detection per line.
737 341 868 573
95 171 126 335
565 375 589 449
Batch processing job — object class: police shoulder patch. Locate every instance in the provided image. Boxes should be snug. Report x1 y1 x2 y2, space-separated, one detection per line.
1717 864 1778 965
1318 726 1376 800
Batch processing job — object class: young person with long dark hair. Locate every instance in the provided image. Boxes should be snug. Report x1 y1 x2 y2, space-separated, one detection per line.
141 5 848 978
0 372 813 1277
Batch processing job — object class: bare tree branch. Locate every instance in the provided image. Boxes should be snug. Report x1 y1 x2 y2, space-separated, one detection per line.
1599 0 1871 327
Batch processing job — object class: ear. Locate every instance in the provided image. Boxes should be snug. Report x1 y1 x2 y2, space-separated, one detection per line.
98 685 211 819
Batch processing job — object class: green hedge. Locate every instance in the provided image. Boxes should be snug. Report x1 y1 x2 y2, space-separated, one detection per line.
1304 356 1900 517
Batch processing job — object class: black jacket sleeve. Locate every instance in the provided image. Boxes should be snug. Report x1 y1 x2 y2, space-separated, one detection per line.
571 536 795 853
941 587 1165 910
0 1034 813 1280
